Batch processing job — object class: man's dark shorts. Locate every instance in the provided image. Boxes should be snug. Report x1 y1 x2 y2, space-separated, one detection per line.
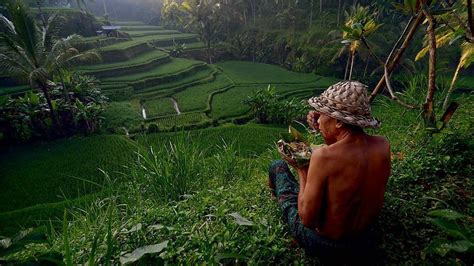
268 159 375 261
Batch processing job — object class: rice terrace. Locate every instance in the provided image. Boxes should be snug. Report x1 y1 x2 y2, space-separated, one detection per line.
0 0 473 264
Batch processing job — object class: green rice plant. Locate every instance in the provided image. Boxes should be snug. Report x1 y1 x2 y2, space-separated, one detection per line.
101 58 205 83
173 73 234 112
133 67 216 95
0 135 135 212
119 26 164 31
110 21 146 26
209 86 255 119
162 41 207 51
139 124 286 157
216 61 322 84
100 34 198 51
148 112 209 128
126 30 181 37
77 50 169 73
143 97 176 117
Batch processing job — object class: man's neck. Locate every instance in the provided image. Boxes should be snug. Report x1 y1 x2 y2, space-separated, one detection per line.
336 128 365 143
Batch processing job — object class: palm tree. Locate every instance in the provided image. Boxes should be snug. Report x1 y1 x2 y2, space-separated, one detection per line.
341 4 381 80
0 0 100 128
180 0 223 64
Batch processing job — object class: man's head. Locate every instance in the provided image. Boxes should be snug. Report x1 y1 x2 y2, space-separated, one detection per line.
308 81 380 143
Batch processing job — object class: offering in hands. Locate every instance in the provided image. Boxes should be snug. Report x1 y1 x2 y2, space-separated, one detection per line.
277 121 312 167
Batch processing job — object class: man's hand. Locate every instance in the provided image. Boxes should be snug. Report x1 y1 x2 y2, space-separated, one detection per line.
307 111 320 132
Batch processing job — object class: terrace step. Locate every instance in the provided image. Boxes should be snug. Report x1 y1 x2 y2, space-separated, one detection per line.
77 50 171 79
134 67 217 98
101 59 210 91
126 30 181 38
120 25 164 31
74 37 129 52
110 21 146 26
99 34 199 63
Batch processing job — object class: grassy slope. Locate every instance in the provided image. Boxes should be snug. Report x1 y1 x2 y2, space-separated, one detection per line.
0 124 286 236
0 135 136 213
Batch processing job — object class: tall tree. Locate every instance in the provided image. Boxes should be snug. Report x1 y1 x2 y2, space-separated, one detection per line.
0 0 100 128
180 0 223 64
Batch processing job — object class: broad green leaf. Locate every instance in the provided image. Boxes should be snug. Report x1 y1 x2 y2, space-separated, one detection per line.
280 132 294 142
429 218 469 239
425 238 451 256
119 241 169 265
445 240 474 253
290 120 307 133
228 212 254 226
428 209 465 220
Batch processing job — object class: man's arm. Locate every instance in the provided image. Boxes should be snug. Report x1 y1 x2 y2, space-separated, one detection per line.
297 148 329 228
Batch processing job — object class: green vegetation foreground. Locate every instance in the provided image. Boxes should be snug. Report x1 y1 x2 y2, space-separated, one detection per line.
1 94 472 264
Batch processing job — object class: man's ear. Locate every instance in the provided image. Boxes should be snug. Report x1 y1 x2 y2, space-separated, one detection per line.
335 120 344 129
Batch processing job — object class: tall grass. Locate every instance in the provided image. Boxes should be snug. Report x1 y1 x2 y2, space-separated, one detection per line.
132 133 206 201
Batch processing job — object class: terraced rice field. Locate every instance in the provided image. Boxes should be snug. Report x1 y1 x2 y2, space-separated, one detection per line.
0 20 337 130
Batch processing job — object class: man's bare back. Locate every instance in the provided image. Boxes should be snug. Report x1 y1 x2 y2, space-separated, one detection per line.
308 132 391 239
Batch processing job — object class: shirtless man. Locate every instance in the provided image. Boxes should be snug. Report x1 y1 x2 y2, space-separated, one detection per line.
269 81 391 261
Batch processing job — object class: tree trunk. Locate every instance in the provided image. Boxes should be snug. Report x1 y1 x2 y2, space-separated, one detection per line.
369 13 424 102
320 0 322 13
337 0 342 26
309 0 313 29
467 0 474 36
39 83 58 129
363 57 369 79
348 51 355 80
207 40 212 64
443 61 462 110
344 49 350 80
422 8 437 126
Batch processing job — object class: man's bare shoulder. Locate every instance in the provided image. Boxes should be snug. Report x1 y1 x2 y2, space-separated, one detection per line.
369 135 390 150
311 144 330 159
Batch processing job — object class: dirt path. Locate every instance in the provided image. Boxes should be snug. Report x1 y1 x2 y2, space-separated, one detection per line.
171 97 181 115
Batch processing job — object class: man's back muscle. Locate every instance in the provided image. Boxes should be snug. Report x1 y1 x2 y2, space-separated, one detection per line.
313 134 390 240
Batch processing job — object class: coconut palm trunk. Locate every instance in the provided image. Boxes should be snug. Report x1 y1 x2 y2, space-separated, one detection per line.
39 83 59 128
422 7 437 126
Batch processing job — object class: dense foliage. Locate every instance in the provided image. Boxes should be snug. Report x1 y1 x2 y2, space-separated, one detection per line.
0 73 107 144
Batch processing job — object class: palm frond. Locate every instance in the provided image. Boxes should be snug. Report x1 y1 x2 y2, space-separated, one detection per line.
7 0 41 67
415 30 454 61
0 54 29 77
0 14 16 36
57 51 101 69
